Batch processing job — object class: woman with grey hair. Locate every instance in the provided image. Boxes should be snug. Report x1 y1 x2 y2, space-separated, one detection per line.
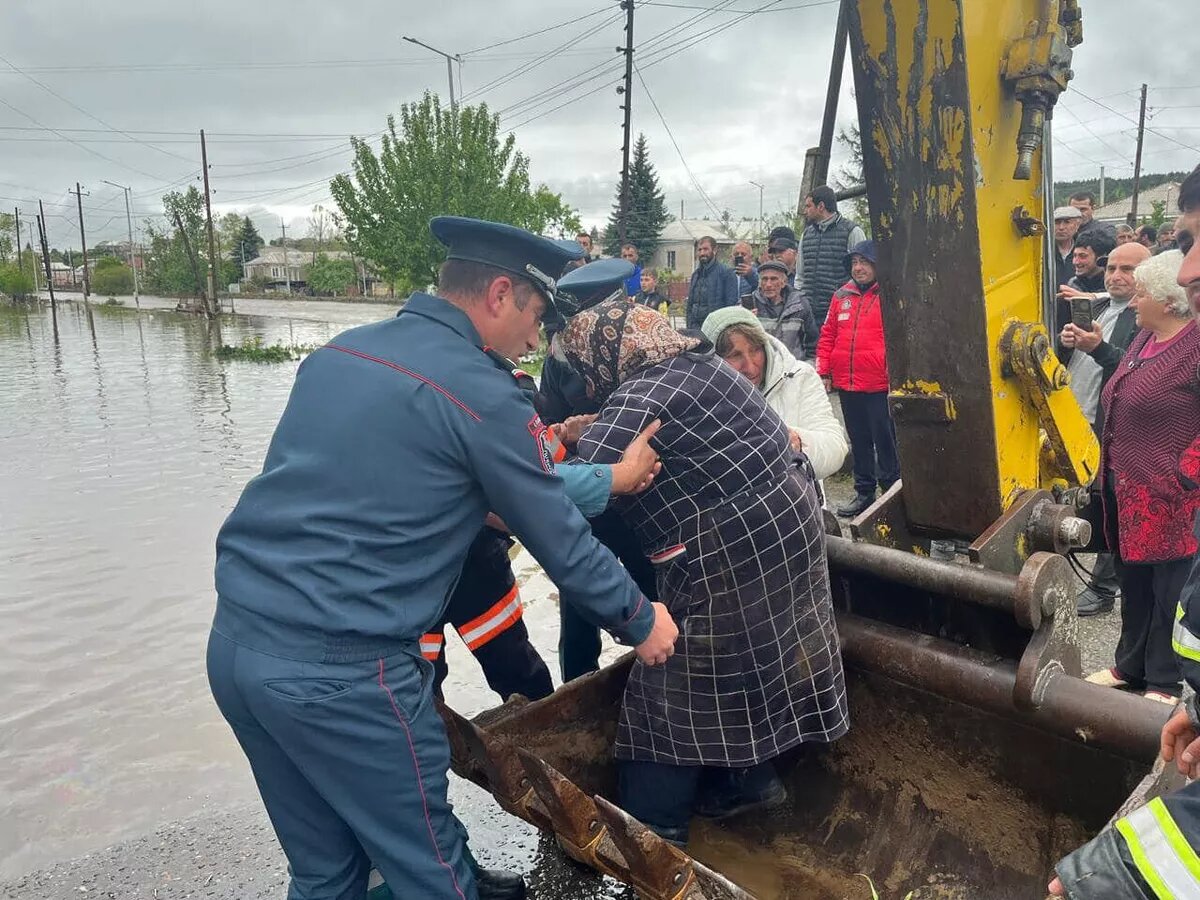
1085 251 1200 702
700 305 847 481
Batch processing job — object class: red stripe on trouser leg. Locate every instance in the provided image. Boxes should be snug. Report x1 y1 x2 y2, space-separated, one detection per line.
456 585 523 651
376 659 467 900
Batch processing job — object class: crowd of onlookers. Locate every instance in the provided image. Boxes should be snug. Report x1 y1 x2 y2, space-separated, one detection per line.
579 184 893 518
583 169 1200 706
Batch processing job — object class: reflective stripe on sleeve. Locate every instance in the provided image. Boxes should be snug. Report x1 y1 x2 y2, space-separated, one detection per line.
1115 797 1200 900
456 585 523 650
1173 602 1200 663
419 633 444 660
543 425 568 464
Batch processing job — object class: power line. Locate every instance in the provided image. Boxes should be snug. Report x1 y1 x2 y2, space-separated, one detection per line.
634 63 722 219
499 0 744 127
0 94 167 181
1071 87 1200 155
0 51 196 166
460 5 615 56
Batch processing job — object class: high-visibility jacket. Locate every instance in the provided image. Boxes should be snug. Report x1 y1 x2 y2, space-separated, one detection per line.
1055 520 1200 899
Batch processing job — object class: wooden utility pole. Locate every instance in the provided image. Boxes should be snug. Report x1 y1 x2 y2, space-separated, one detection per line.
200 129 219 315
1129 83 1148 226
36 204 56 309
70 182 91 300
174 209 206 310
13 207 22 275
617 0 635 245
280 219 292 294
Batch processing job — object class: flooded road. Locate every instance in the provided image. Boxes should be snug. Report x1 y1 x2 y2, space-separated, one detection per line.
0 296 626 896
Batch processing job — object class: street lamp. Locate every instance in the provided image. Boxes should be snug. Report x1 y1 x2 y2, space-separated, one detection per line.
402 36 462 114
748 181 765 246
102 179 140 308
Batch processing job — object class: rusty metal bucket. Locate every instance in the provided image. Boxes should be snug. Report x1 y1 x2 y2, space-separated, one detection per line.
444 538 1181 899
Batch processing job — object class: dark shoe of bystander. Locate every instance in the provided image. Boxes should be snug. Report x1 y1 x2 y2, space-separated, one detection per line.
836 492 876 518
1076 585 1116 617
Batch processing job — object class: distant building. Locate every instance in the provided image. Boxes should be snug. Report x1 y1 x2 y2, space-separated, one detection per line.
49 262 76 288
1093 182 1182 225
242 246 382 295
646 219 745 276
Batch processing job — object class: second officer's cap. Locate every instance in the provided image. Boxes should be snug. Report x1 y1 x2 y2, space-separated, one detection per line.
554 258 636 318
430 216 585 305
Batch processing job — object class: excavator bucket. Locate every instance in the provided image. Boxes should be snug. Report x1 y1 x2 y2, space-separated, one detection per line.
444 536 1183 899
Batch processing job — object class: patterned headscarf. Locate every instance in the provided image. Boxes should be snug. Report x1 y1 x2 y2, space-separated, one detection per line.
559 299 700 403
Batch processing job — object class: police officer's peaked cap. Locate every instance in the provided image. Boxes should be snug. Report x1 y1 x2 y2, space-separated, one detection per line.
430 216 584 304
554 258 635 318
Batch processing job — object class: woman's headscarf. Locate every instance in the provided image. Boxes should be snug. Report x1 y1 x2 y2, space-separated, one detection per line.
558 299 700 402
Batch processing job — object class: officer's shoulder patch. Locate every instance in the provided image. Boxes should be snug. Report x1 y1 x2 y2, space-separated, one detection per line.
526 414 554 473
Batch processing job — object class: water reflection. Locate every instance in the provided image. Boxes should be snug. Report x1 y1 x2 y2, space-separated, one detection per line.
0 298 612 893
0 299 389 877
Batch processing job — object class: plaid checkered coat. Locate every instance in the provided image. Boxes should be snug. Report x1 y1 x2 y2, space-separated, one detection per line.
576 350 849 766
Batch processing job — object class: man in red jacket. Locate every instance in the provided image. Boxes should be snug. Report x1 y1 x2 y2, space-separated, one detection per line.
815 240 899 517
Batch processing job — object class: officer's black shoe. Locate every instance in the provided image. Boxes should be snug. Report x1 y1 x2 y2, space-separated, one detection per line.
476 867 527 900
1076 585 1116 617
836 492 876 518
695 772 787 821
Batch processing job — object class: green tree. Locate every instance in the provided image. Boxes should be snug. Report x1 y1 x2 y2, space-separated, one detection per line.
307 254 358 295
833 123 871 233
0 213 14 264
331 92 581 288
91 257 135 295
0 262 35 299
603 133 670 258
1146 199 1169 229
143 186 208 296
231 216 265 270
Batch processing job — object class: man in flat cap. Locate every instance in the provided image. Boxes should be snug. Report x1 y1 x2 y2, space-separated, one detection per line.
207 217 679 900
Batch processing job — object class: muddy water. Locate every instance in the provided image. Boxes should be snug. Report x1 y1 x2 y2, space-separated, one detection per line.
0 298 626 894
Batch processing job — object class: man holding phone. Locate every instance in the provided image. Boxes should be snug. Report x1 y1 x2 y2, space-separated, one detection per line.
1060 240 1151 617
732 240 758 302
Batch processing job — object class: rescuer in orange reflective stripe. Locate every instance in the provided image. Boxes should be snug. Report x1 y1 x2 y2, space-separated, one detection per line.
423 526 554 702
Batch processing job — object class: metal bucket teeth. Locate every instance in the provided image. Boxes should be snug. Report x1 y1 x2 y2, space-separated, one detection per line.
592 796 699 900
452 714 533 815
515 749 605 857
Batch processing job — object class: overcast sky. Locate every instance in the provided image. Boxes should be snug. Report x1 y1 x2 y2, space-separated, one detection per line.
1 0 1197 248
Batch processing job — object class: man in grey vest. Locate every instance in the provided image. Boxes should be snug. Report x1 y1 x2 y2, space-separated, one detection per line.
798 185 866 357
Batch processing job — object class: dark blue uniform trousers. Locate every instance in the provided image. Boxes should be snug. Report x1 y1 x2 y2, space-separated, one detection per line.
207 629 476 900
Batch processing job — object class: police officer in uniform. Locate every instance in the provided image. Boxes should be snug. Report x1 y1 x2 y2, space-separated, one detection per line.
540 258 662 681
422 398 664 703
207 217 679 900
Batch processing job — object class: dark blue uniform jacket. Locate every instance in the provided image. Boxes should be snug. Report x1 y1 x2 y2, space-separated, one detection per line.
213 292 653 662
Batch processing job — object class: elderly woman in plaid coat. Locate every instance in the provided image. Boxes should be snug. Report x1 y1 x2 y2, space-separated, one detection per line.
559 299 849 845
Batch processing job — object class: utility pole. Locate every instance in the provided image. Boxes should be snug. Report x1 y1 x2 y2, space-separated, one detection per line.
1129 83 1148 226
13 207 22 276
280 219 292 294
616 0 635 245
69 182 91 300
26 220 39 291
103 180 140 308
402 36 461 114
200 129 219 315
36 207 55 309
748 181 765 245
1099 165 1106 207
